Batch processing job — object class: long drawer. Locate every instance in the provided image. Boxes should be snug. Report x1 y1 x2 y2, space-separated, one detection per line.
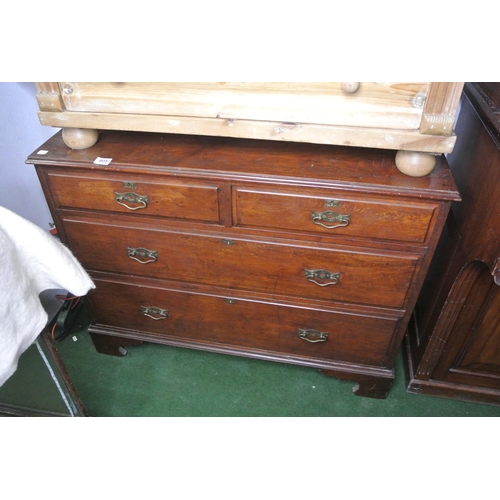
233 186 438 243
44 170 221 223
89 277 400 367
62 216 419 308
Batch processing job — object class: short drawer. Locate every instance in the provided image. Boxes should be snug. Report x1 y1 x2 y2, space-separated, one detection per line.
45 170 220 223
233 186 437 243
89 277 400 367
63 216 418 308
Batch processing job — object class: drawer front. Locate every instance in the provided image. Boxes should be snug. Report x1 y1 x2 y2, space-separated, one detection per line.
63 217 418 308
59 82 427 130
233 187 437 243
46 171 220 223
90 278 399 367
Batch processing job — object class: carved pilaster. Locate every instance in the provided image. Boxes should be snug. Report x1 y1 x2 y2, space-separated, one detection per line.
420 82 464 136
416 260 485 379
35 82 65 112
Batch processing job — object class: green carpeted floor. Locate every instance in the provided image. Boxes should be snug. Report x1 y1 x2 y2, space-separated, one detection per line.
53 309 500 417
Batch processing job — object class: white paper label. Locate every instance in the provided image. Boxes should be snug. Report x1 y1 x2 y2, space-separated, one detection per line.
37 150 49 155
93 157 112 165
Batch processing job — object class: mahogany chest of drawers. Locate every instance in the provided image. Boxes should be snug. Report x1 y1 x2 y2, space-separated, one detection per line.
27 130 459 398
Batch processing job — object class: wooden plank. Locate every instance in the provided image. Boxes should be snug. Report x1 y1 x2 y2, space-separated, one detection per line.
58 82 428 130
37 109 457 153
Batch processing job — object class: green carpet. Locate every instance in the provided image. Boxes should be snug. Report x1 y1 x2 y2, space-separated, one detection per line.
53 309 500 417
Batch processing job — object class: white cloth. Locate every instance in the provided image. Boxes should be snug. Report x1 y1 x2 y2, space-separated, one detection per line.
0 207 95 386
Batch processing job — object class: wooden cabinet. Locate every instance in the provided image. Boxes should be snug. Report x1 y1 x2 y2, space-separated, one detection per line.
28 131 459 398
404 83 500 406
34 82 464 177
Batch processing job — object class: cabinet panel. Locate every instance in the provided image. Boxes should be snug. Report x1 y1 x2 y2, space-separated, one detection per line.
63 216 418 308
89 277 399 367
432 264 500 384
234 186 436 243
405 83 500 405
45 170 221 223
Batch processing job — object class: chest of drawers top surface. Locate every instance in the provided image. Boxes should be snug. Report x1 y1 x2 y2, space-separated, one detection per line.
27 130 459 201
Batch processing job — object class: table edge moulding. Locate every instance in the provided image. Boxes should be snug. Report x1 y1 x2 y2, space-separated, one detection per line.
26 130 460 399
34 82 464 177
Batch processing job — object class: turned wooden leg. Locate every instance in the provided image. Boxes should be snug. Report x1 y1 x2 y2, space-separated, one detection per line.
320 369 394 399
395 150 437 177
62 127 99 149
89 332 143 357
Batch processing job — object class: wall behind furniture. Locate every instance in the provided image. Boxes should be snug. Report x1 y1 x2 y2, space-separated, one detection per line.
0 82 59 229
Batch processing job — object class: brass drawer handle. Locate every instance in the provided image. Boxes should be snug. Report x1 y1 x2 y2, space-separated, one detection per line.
305 269 340 286
114 191 149 210
141 306 169 320
311 210 351 229
297 328 329 343
127 247 158 264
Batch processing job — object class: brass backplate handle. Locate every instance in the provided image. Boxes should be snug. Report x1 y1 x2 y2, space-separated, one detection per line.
324 199 340 208
305 269 340 286
297 328 329 343
311 210 351 229
141 306 169 320
114 191 149 210
127 247 158 264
